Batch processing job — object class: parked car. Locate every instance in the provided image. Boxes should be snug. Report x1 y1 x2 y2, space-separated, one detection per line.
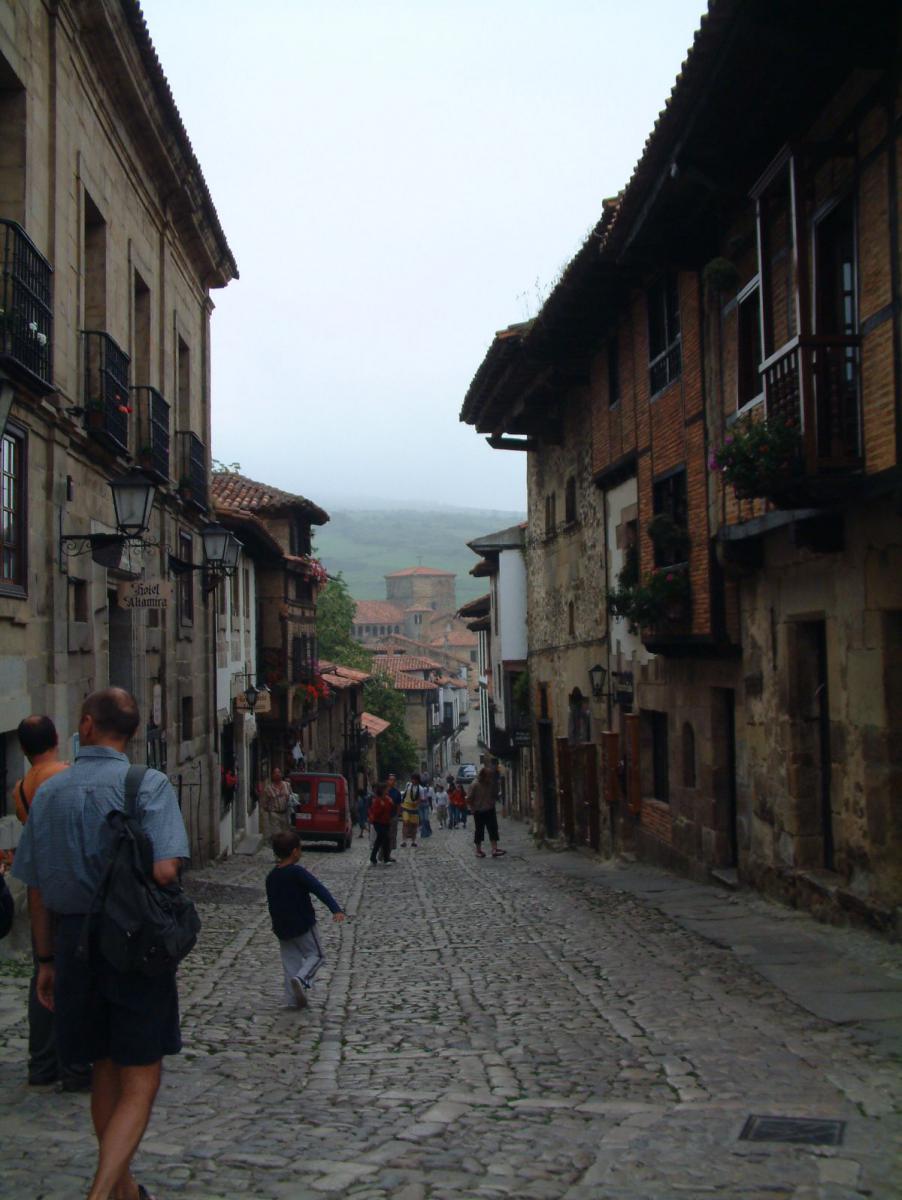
289 772 353 851
456 763 477 783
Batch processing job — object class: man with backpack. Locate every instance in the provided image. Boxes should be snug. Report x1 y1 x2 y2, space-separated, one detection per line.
13 688 190 1200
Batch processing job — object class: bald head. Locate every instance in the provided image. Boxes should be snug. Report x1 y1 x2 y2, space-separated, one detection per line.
17 715 58 760
80 688 140 748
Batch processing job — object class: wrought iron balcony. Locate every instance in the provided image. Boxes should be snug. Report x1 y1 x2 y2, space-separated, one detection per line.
82 331 130 455
177 430 207 510
133 386 170 482
762 334 862 477
0 219 53 394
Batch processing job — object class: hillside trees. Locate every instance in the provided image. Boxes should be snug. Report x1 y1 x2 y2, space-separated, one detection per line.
316 573 417 777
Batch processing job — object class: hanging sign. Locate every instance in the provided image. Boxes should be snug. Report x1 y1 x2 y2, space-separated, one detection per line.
117 580 173 610
236 690 271 714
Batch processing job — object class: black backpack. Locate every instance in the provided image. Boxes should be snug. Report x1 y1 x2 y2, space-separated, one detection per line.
77 765 201 976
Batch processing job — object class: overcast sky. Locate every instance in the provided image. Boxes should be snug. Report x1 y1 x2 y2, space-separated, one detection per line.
144 0 705 512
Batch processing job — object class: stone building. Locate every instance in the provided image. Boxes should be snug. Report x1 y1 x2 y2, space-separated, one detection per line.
210 472 328 789
0 0 236 860
461 324 610 847
385 565 456 614
461 0 902 927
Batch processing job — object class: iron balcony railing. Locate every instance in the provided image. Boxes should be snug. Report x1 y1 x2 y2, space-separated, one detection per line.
82 330 130 455
0 219 53 393
133 386 170 482
762 334 862 473
177 430 207 509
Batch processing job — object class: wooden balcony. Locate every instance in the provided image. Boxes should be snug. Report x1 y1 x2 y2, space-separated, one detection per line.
83 331 130 455
0 220 53 394
762 335 862 479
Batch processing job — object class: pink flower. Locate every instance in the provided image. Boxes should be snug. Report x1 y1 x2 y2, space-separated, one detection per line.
724 434 734 445
666 573 674 582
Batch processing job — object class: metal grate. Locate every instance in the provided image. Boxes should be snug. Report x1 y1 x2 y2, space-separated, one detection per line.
0 219 54 393
83 330 130 454
739 1115 845 1146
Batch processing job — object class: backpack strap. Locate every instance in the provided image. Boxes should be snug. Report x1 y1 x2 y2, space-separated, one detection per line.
123 765 149 820
17 779 29 817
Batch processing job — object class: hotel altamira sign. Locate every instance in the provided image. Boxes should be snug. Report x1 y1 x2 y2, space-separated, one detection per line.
117 579 173 610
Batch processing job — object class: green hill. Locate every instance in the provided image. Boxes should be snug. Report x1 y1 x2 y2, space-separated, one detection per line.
314 507 525 604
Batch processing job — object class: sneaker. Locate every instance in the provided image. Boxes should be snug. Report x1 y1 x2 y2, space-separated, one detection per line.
370 858 378 866
400 842 408 848
290 978 308 1008
411 842 418 848
475 848 486 858
384 858 397 864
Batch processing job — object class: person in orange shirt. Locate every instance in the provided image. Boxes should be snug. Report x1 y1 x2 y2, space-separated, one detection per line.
14 716 91 1092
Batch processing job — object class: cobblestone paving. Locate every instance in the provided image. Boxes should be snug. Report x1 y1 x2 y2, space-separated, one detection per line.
1 822 900 1199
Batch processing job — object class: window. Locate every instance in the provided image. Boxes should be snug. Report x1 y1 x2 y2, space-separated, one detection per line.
133 270 151 385
243 567 250 618
317 781 337 808
737 284 763 409
564 477 577 526
292 779 313 807
84 191 107 331
181 695 194 743
652 470 688 568
178 531 194 624
230 564 240 623
608 336 620 407
289 518 311 557
568 600 575 638
568 688 591 744
682 722 696 788
544 492 556 536
1 429 25 594
69 577 88 622
177 335 191 429
648 272 681 395
293 575 312 602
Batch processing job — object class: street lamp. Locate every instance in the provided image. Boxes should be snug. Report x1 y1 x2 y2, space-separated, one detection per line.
243 683 261 713
109 469 156 537
61 469 158 564
588 663 608 699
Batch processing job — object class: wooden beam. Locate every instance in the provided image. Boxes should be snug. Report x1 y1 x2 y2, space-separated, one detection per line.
486 436 535 452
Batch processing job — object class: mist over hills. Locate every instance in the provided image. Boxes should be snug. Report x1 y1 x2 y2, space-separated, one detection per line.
314 506 526 603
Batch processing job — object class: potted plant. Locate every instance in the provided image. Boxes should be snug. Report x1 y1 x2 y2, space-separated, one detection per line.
702 256 741 294
709 416 803 501
646 512 690 564
608 563 690 633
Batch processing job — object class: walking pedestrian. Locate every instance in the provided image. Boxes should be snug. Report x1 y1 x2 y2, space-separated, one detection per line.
12 715 92 1092
400 774 422 847
12 687 191 1200
386 773 402 851
265 829 345 1009
367 783 395 865
419 777 434 838
261 767 292 841
356 778 370 838
467 767 506 858
434 782 449 828
449 781 468 830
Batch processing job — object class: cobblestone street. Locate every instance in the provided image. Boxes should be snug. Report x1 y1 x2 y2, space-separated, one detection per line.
1 821 900 1200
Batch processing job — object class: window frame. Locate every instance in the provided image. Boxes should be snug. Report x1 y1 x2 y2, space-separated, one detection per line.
0 422 27 598
607 335 621 408
651 468 689 569
647 272 682 397
735 276 764 413
177 530 195 625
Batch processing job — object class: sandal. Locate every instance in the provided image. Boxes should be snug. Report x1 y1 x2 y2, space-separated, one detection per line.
475 848 486 857
492 849 506 857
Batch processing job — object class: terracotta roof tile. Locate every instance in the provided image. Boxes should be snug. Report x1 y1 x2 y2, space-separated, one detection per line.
210 471 328 524
429 631 477 648
373 654 441 673
360 712 390 737
355 600 406 625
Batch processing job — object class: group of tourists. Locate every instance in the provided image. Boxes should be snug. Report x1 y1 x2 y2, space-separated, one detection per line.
362 767 505 863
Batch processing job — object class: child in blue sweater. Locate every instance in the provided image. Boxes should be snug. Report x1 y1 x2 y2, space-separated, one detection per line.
265 829 345 1008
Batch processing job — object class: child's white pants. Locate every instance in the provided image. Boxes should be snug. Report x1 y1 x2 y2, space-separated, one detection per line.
279 925 325 1004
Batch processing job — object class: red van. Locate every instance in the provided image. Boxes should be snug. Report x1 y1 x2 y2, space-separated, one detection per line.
289 772 353 851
